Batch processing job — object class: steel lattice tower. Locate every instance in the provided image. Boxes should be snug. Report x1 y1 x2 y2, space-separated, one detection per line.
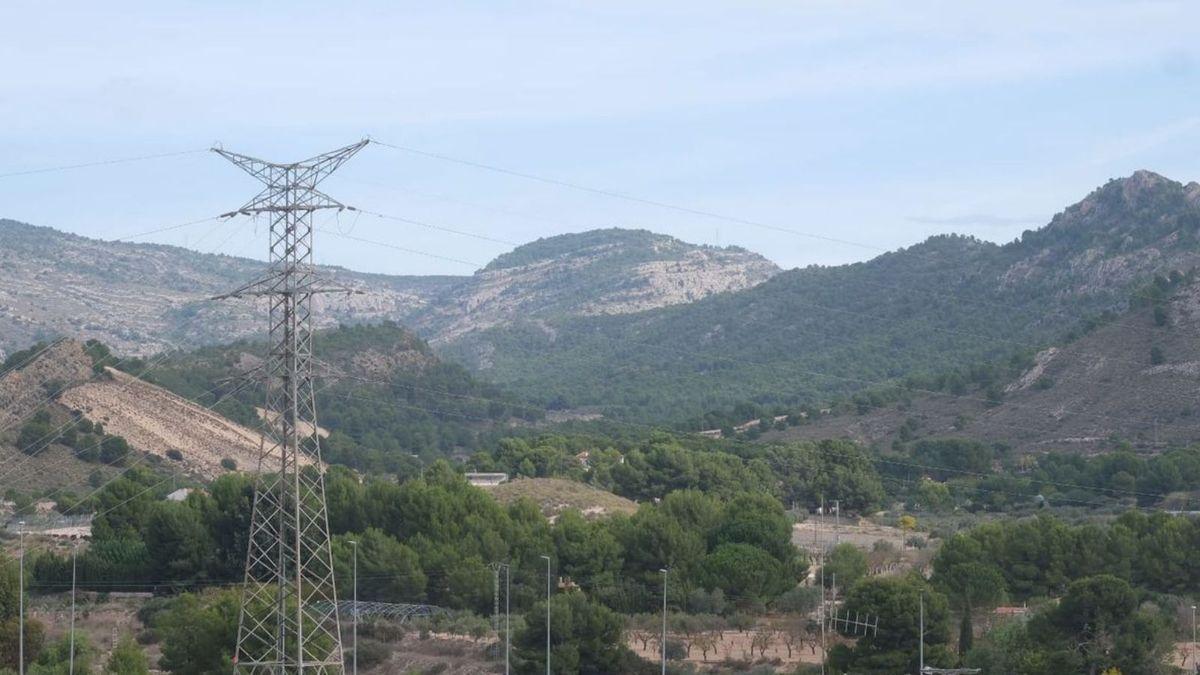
215 140 368 673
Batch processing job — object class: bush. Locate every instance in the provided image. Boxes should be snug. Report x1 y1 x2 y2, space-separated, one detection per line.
665 639 687 660
99 436 130 465
1151 345 1166 365
350 639 392 670
774 586 821 614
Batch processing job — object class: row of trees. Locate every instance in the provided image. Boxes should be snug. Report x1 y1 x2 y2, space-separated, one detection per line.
471 436 886 512
16 410 130 466
884 440 1200 513
933 512 1200 600
31 462 809 617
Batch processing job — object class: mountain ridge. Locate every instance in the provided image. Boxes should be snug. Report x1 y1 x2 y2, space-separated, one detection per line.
441 170 1200 422
0 220 773 358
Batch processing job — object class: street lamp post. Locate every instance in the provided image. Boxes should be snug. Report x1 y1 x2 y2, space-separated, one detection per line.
504 563 511 675
349 540 358 675
660 568 668 675
919 592 925 675
540 555 552 675
18 522 25 675
69 543 77 675
1192 604 1197 674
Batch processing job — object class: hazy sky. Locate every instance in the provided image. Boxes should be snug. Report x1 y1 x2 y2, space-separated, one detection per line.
2 1 1200 275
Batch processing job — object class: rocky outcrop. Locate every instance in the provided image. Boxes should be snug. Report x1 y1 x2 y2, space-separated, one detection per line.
0 222 777 356
0 220 458 356
412 229 779 343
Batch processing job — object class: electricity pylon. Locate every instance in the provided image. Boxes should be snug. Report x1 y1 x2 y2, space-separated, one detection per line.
215 140 368 673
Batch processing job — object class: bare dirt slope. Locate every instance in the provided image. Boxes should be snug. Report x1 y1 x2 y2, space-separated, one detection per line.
59 367 306 479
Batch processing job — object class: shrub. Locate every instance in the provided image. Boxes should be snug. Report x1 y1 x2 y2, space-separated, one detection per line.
1151 345 1165 365
99 436 130 465
219 458 237 471
350 639 392 670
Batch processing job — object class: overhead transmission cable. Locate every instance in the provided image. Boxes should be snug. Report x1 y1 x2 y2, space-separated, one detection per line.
0 148 208 180
371 140 1182 337
372 140 882 252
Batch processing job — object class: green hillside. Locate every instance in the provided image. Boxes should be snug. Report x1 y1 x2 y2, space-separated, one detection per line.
443 171 1200 424
119 322 542 473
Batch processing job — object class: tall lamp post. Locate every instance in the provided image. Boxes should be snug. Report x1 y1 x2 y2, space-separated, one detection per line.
69 543 78 675
349 540 358 675
504 563 511 675
540 555 552 675
659 568 669 675
18 521 25 675
1192 604 1197 675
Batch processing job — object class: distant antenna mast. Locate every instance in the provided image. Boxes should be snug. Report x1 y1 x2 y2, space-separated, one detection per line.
215 140 368 673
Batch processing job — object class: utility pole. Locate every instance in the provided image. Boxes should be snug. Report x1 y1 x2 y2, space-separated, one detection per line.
489 562 512 675
492 564 501 632
350 540 358 675
69 543 77 675
819 562 826 675
916 592 978 675
18 522 24 675
919 592 924 675
660 568 668 675
505 563 511 675
540 555 552 675
833 499 840 546
216 140 367 673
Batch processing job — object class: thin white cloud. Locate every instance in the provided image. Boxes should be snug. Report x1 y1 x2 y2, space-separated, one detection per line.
1087 116 1200 168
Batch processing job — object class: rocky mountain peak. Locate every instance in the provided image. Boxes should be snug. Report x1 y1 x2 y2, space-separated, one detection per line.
415 228 780 342
483 228 753 272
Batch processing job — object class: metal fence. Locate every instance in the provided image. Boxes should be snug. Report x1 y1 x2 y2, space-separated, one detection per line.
4 513 92 532
314 601 447 623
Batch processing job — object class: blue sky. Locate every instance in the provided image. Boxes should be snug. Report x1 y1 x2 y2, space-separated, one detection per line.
2 1 1199 275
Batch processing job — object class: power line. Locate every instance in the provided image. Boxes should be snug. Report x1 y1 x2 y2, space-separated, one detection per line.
372 140 883 252
317 227 486 268
355 208 521 247
108 215 225 243
374 139 1192 340
0 148 208 180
